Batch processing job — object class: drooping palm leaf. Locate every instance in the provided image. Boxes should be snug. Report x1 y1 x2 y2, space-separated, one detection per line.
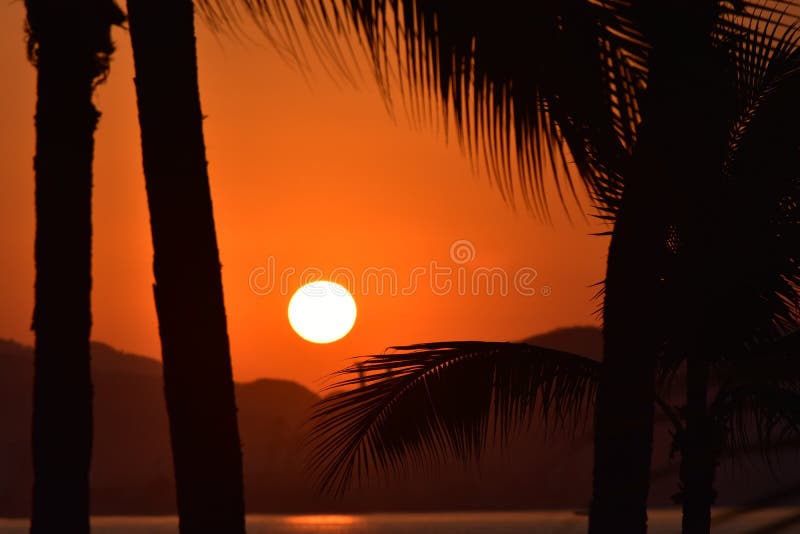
706 331 800 461
192 1 636 217
306 341 598 494
715 329 800 385
192 0 800 222
711 382 800 460
716 22 800 350
329 1 643 217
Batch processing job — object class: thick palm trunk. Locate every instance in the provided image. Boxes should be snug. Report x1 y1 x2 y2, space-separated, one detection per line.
588 39 676 534
589 188 663 534
126 1 246 532
25 1 117 531
679 359 717 534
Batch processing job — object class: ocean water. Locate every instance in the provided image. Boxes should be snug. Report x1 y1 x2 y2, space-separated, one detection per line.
1 509 798 533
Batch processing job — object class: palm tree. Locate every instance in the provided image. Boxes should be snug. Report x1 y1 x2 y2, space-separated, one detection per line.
651 332 800 534
24 1 123 532
658 17 800 532
125 1 246 532
290 2 799 532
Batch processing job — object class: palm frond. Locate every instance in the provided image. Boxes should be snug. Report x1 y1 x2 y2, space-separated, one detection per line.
190 0 800 221
657 9 800 375
340 1 643 218
711 382 800 460
726 7 800 168
305 341 598 495
715 17 800 349
715 329 800 382
192 0 649 218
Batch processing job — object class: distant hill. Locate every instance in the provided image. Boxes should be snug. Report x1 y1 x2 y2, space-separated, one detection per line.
1 328 798 517
524 325 603 360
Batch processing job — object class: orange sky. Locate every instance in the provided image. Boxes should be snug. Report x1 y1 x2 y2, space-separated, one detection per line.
0 5 608 391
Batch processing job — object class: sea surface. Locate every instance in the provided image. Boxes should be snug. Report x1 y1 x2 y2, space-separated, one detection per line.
1 509 798 533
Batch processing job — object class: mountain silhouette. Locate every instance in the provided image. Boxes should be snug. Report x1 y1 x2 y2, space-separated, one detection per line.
523 326 603 360
0 328 798 517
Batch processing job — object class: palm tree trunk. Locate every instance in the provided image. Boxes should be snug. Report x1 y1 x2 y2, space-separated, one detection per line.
589 188 663 534
588 48 675 533
25 1 117 530
30 43 96 534
125 1 246 532
679 358 716 534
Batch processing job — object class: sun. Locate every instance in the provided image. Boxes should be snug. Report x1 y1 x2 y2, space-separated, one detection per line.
288 281 357 344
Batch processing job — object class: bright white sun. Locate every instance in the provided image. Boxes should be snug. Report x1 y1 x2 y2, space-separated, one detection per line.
288 281 357 344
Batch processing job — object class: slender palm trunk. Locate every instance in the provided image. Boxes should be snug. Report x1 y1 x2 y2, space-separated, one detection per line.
25 1 119 530
679 358 717 534
30 39 96 534
126 1 246 532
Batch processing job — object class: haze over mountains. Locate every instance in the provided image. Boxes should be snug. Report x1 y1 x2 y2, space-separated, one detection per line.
1 327 797 517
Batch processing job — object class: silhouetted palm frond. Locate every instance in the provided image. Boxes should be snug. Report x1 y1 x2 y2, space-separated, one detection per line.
192 0 800 221
658 11 800 376
334 1 646 217
701 331 800 461
718 21 800 348
716 329 800 384
195 1 642 217
711 382 800 459
306 341 598 494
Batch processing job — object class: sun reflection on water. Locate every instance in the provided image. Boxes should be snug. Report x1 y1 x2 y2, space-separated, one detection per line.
283 515 362 526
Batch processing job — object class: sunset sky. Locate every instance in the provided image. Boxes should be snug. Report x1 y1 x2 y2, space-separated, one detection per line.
0 5 607 390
